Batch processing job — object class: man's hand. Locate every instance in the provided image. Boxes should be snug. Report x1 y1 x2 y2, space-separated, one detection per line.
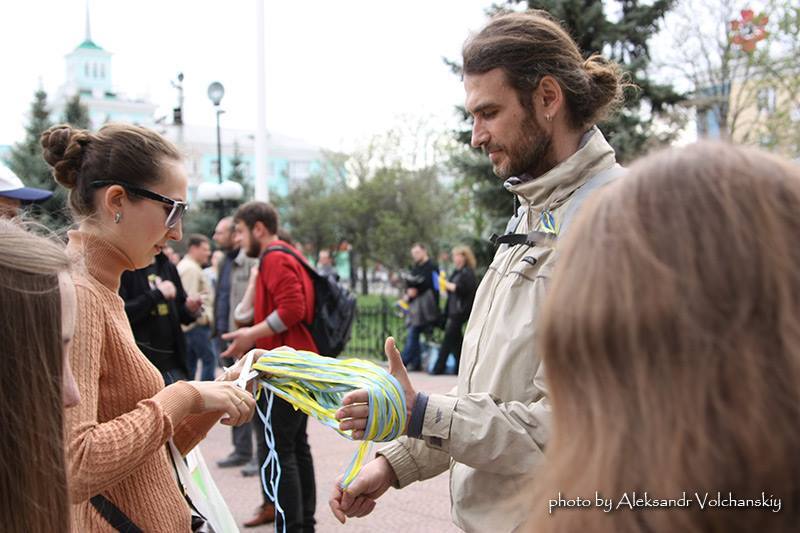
329 455 398 524
221 327 257 359
406 287 418 299
156 279 176 300
185 295 203 315
336 337 417 439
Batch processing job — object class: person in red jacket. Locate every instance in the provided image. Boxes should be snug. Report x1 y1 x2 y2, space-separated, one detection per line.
223 201 317 532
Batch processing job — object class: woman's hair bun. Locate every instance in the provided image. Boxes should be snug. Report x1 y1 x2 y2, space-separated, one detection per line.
40 125 91 190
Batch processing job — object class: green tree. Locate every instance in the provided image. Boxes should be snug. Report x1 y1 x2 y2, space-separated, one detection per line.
181 205 222 242
5 89 70 229
279 135 456 294
279 173 343 256
62 93 91 129
227 141 253 200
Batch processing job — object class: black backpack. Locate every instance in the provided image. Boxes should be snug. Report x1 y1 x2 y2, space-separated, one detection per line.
262 245 357 357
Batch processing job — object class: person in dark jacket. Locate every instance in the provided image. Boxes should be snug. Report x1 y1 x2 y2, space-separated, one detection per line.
119 252 202 384
401 243 440 371
432 245 478 374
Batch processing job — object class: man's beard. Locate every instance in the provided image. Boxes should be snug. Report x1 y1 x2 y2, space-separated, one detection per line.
488 111 553 180
246 231 261 258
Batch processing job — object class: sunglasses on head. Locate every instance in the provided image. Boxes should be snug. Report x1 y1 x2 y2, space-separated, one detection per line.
90 180 189 229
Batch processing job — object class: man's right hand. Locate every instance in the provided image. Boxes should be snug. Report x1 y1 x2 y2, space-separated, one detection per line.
156 279 176 300
185 295 203 315
329 455 398 524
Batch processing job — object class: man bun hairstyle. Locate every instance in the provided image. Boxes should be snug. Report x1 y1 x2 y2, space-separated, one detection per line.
40 123 182 219
462 10 629 129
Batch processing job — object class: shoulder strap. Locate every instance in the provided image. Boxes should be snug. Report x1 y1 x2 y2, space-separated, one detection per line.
262 245 319 279
559 164 626 238
90 495 144 533
492 230 554 248
489 204 527 247
261 245 318 328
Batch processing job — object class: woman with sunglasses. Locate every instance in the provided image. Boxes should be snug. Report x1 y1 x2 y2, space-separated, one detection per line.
40 123 257 532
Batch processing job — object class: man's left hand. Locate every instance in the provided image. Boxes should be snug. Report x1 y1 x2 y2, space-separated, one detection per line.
221 327 256 359
335 337 417 439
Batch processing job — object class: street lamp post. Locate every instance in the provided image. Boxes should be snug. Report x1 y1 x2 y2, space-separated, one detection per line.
207 81 225 185
205 82 231 219
199 81 244 220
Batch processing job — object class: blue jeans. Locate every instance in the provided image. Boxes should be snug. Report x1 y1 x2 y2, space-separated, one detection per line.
185 326 216 381
401 324 424 370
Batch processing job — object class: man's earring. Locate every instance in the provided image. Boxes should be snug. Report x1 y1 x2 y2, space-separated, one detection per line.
115 212 122 224
545 114 552 122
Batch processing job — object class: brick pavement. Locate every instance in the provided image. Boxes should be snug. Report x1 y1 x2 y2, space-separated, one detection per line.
202 370 461 533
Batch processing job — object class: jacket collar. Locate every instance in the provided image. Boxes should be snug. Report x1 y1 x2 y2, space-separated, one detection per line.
504 126 617 211
67 230 136 291
232 248 245 265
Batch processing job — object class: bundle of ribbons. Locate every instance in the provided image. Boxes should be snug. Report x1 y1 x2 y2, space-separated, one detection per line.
234 347 407 528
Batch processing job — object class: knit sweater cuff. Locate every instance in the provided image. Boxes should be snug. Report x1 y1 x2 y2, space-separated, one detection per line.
152 381 203 427
377 441 421 489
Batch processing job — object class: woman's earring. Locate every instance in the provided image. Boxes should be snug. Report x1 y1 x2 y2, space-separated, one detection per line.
115 212 122 224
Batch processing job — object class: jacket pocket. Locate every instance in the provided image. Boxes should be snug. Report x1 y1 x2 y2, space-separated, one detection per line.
507 246 554 284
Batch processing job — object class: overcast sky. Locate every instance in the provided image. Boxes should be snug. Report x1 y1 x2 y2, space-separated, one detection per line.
0 0 495 152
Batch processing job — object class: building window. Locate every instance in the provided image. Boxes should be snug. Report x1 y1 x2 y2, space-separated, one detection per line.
84 63 89 77
288 160 311 181
100 64 105 78
757 87 777 114
93 63 98 78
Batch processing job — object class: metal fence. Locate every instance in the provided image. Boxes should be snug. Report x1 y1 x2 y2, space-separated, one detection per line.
345 298 443 361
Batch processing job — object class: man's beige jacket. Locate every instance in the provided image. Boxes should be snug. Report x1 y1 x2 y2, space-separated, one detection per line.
379 127 618 532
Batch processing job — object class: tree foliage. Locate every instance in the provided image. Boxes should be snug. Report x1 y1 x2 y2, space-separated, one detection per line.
227 140 253 200
62 93 91 130
279 130 456 294
4 89 71 230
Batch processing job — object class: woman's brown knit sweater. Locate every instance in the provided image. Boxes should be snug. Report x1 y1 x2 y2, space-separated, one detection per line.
65 230 220 532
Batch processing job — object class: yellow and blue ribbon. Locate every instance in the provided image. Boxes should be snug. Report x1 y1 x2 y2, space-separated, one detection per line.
242 347 407 505
540 210 558 235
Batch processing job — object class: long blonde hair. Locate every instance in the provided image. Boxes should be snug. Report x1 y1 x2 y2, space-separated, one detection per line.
452 245 476 270
531 142 800 533
0 218 72 532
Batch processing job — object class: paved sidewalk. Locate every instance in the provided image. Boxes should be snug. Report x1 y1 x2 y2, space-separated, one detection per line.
202 370 461 533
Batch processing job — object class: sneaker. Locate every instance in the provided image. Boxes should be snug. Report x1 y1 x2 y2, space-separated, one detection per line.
216 452 250 468
241 458 260 477
243 503 276 527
